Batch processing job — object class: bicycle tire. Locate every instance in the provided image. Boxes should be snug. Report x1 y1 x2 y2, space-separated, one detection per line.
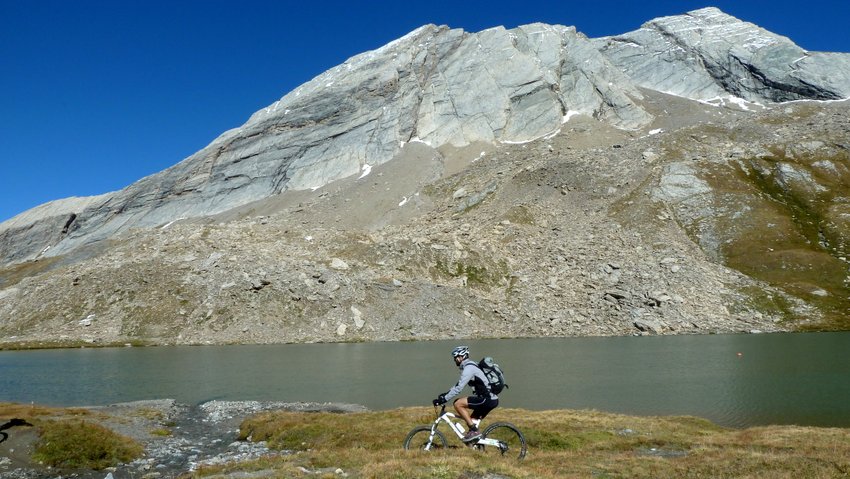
477 422 527 459
403 426 448 451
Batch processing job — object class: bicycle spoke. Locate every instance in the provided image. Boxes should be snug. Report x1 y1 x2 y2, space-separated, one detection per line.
403 426 447 451
479 422 527 460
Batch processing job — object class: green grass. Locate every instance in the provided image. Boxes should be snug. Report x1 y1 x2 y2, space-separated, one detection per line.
1 403 143 471
31 419 143 470
431 255 509 288
725 156 850 330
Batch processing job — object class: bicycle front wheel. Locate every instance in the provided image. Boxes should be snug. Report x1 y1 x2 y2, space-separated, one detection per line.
478 422 527 459
403 426 448 451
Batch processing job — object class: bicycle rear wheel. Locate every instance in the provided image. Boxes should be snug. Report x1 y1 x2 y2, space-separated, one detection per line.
477 422 527 459
403 426 448 451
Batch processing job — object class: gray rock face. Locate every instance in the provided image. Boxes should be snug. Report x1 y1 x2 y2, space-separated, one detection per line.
0 23 650 265
593 7 850 102
0 194 109 266
1 8 848 267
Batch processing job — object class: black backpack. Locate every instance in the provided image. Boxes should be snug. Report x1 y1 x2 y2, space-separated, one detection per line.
478 357 508 394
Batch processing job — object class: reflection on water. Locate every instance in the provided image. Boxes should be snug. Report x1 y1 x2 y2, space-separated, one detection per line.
1 332 848 428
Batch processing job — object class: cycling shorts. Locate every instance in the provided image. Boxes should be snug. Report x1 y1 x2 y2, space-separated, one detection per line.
467 395 499 419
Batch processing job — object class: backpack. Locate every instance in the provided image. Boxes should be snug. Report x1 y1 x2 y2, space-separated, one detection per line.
478 357 508 394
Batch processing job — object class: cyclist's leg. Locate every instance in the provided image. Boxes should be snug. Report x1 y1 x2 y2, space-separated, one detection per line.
455 396 488 442
457 396 493 427
453 396 475 428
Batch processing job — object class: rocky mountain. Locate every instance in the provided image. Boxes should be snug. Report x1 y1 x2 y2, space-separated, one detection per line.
594 7 850 102
1 7 849 347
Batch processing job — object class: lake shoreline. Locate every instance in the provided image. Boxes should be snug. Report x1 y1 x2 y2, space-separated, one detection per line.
3 400 849 479
4 333 850 429
0 399 367 479
0 327 794 352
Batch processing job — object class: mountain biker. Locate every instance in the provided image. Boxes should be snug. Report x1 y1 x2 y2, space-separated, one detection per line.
433 345 499 442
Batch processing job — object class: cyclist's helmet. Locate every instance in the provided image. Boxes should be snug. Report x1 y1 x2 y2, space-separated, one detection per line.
451 345 469 359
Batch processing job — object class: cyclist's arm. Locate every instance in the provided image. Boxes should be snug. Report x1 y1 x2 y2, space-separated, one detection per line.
444 364 475 402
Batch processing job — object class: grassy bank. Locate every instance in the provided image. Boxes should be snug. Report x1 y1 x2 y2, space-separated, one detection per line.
3 402 847 478
186 407 850 479
0 403 143 471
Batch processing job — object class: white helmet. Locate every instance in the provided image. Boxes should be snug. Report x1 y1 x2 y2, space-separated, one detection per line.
451 345 469 359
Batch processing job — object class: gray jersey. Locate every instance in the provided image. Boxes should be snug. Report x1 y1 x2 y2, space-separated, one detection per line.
445 359 498 401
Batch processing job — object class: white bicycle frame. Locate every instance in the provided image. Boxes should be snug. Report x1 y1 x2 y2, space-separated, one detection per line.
424 407 503 450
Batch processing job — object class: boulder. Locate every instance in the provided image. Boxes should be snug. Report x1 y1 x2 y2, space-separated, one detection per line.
634 319 664 334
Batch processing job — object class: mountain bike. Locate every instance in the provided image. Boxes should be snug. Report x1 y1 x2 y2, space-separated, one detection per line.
403 404 527 459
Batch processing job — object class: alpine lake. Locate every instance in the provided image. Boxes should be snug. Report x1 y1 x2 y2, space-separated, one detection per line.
2 331 848 428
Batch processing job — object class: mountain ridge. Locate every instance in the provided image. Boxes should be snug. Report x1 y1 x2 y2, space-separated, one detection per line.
595 7 850 102
5 8 849 267
1 8 850 346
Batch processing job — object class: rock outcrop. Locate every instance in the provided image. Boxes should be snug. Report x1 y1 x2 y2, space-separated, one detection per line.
593 7 850 102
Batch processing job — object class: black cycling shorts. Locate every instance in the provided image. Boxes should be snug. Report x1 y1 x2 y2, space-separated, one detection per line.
467 395 499 419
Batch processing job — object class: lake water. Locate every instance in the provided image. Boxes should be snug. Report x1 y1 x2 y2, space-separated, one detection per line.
2 332 849 428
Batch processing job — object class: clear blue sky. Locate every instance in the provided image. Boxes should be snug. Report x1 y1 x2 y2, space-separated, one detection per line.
2 1 848 222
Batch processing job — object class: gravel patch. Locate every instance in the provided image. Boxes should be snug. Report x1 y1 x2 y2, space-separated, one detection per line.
0 400 367 479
